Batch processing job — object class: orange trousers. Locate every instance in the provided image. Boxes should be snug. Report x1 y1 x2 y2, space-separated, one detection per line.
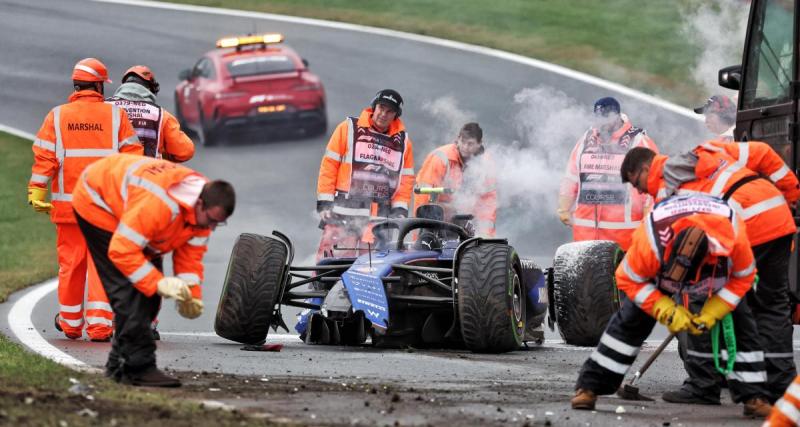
55 223 113 339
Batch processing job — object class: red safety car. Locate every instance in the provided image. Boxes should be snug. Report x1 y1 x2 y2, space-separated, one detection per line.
175 33 327 145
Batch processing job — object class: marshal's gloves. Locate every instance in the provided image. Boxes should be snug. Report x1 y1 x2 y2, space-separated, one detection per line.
692 295 733 331
557 196 573 226
156 277 191 301
176 298 204 319
27 186 53 213
652 296 702 335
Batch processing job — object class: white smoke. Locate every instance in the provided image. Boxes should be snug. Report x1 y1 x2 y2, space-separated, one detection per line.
418 87 709 256
418 96 478 153
680 0 749 98
418 89 594 255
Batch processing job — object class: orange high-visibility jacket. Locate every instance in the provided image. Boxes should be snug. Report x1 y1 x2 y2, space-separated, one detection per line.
704 139 800 204
30 90 142 223
616 195 755 316
560 121 658 250
648 145 796 246
414 143 497 236
764 375 800 427
72 154 211 299
317 108 415 215
157 109 194 162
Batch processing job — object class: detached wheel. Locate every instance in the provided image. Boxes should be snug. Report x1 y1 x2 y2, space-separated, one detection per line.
458 242 525 353
214 233 288 345
552 240 622 346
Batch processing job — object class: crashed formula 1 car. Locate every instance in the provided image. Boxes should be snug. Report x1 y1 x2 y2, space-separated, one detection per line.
214 189 547 353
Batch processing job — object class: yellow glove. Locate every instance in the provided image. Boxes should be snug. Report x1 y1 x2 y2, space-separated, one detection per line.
692 295 733 331
176 298 204 319
27 186 53 213
156 277 191 301
557 195 573 226
652 296 702 335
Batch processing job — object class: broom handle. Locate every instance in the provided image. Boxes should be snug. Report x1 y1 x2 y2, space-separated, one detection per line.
630 332 677 384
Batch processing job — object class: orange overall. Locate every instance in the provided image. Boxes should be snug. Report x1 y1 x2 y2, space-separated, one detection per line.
30 90 141 339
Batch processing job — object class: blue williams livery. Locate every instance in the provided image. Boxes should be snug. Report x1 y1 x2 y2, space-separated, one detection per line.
214 215 547 353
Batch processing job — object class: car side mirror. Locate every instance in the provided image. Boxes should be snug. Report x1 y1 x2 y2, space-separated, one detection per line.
178 69 192 81
302 58 309 69
718 64 742 91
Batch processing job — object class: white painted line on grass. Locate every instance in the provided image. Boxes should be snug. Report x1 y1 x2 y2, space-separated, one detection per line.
90 0 699 121
7 279 101 373
0 124 36 140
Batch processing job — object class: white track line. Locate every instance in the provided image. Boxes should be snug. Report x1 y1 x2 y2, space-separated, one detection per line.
0 124 36 140
91 0 699 121
7 279 101 373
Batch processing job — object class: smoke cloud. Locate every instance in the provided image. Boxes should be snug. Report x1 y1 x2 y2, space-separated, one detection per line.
420 86 707 258
680 0 749 98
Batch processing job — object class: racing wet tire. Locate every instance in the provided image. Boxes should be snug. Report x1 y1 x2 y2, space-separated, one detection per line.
458 242 525 353
214 233 288 345
552 240 623 346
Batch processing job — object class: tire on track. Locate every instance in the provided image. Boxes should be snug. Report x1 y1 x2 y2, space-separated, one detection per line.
214 233 287 345
458 242 525 353
552 240 623 346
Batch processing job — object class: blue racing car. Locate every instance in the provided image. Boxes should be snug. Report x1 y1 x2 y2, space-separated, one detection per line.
214 200 547 353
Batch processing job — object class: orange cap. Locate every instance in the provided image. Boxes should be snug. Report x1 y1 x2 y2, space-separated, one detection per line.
123 65 155 83
72 58 111 83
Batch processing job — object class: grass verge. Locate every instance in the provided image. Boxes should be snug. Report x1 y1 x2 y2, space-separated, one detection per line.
0 133 57 302
0 132 277 426
166 0 705 105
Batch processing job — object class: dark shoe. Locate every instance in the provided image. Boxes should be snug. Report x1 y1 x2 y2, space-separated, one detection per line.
743 397 772 418
571 388 597 410
662 388 720 405
89 334 112 343
151 326 161 341
54 313 81 340
121 367 181 388
54 313 62 332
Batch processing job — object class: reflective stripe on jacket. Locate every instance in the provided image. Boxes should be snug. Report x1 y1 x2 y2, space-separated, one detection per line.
559 121 658 250
109 82 195 162
616 194 755 316
648 144 796 246
317 108 414 215
705 139 800 205
30 90 142 223
414 143 497 236
72 153 210 298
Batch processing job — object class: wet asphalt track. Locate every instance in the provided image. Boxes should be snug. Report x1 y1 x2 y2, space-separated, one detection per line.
2 1 791 425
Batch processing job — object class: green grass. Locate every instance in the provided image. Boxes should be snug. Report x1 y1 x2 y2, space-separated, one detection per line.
0 133 57 302
167 0 704 104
